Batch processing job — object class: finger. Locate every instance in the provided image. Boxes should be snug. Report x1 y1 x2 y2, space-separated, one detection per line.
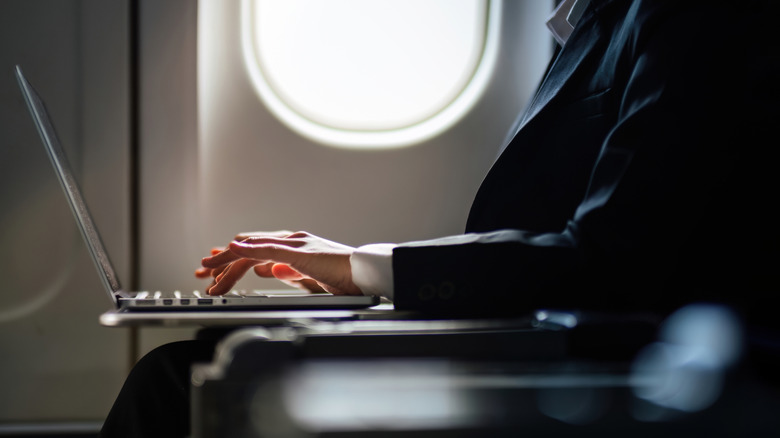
271 263 305 281
195 248 226 277
202 247 243 269
211 261 254 294
194 267 212 279
210 264 228 279
205 275 217 294
205 263 233 290
252 262 277 278
210 259 258 294
207 259 258 295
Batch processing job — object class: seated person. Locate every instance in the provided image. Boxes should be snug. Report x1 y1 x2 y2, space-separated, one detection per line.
200 0 777 321
100 1 780 437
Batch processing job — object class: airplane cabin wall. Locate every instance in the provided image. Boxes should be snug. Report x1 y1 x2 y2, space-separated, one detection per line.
0 0 131 424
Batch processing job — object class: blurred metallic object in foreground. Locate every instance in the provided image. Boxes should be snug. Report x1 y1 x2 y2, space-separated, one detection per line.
631 304 743 417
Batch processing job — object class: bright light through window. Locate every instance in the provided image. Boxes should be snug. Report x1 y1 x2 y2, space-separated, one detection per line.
241 0 500 149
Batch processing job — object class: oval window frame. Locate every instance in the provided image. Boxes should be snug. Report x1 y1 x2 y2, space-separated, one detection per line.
240 0 502 149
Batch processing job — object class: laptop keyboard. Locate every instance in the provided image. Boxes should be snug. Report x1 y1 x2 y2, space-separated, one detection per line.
132 290 264 306
126 289 320 307
134 290 258 299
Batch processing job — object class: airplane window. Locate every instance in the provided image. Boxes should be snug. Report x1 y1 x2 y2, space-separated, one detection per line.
241 0 500 149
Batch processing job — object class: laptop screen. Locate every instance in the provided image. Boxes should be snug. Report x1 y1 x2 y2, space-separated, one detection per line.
16 66 124 305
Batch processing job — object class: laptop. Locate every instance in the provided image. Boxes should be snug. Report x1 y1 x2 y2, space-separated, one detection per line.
15 65 380 312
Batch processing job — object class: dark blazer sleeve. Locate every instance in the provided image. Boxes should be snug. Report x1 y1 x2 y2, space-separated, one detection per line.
392 0 780 317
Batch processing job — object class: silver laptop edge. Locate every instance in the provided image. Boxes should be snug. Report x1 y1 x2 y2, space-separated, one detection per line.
16 65 126 306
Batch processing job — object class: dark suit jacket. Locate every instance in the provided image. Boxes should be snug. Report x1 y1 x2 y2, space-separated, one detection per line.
393 0 779 319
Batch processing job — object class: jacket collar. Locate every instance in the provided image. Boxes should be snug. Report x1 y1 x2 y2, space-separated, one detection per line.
514 0 619 133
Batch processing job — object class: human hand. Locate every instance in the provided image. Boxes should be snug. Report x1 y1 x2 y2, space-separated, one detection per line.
194 231 289 284
195 231 325 293
198 231 362 296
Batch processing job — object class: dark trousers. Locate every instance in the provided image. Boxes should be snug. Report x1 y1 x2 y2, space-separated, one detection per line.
99 339 217 438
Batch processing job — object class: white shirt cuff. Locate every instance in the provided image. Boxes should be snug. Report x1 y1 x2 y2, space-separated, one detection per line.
350 243 396 300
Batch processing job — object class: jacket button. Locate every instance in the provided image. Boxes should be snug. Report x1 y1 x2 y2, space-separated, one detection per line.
438 282 455 300
418 284 436 301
